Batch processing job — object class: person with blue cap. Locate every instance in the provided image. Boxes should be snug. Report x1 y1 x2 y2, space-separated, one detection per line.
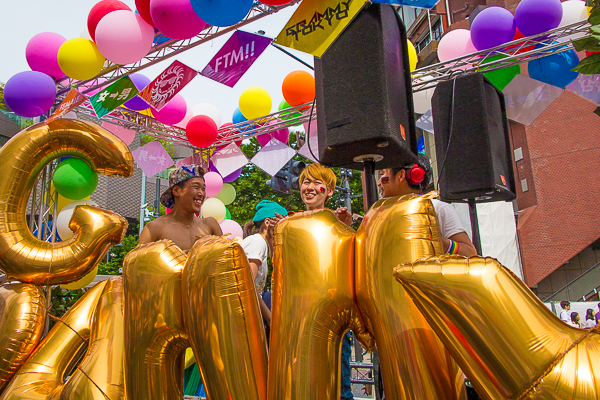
242 200 288 326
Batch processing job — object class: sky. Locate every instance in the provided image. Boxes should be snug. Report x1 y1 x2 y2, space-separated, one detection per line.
0 0 314 124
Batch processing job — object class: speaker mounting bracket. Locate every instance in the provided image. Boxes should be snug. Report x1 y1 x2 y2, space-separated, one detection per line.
353 154 384 163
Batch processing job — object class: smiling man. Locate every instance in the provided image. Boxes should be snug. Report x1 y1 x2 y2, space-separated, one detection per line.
138 165 222 251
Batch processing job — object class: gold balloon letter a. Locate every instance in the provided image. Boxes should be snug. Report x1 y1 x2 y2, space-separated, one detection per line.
395 256 600 400
0 119 134 285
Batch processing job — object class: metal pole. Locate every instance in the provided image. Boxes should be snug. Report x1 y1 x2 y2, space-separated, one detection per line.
36 167 48 240
341 169 352 213
468 198 482 255
362 160 378 210
139 171 147 235
154 177 161 219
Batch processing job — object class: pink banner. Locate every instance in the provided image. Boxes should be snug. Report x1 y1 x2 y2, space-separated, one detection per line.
138 60 198 111
132 140 174 177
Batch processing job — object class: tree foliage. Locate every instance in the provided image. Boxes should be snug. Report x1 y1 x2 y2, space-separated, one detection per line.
573 4 600 75
97 234 139 275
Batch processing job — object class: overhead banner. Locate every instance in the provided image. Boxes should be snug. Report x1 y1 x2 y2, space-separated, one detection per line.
47 89 87 123
138 60 198 111
201 31 272 88
372 0 440 9
131 140 174 177
274 0 367 57
89 76 139 119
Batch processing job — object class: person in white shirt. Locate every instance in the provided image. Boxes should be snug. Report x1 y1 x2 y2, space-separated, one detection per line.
583 308 596 328
242 200 288 326
377 154 477 257
559 301 571 323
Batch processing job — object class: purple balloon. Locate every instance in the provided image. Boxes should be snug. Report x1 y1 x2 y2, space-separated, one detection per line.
4 71 56 117
515 0 563 37
470 7 516 51
26 32 66 80
124 73 151 111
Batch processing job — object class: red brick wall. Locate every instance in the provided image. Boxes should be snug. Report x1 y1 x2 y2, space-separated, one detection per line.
516 91 600 286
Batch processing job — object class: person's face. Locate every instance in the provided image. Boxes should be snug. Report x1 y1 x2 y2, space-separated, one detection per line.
173 177 206 213
300 176 333 210
377 168 404 198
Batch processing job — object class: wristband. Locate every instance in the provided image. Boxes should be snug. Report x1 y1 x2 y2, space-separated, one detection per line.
447 240 460 255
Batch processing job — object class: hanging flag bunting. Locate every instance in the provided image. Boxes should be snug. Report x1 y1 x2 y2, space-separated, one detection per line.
567 74 600 106
138 60 198 111
47 89 88 123
201 31 273 88
251 139 296 176
415 109 434 134
274 0 368 57
131 140 174 177
211 143 248 178
503 75 563 126
89 76 139 119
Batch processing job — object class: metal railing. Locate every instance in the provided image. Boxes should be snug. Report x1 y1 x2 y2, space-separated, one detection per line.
543 261 600 302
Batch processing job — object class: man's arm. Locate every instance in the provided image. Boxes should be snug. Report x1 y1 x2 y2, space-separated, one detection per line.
205 217 223 236
441 232 477 257
138 222 156 245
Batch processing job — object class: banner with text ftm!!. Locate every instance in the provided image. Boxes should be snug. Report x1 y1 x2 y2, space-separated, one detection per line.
274 0 367 57
201 31 272 88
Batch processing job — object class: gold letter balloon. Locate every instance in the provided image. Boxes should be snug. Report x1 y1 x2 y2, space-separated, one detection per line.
1 119 599 400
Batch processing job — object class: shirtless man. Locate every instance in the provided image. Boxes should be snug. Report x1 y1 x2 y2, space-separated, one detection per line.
139 165 222 250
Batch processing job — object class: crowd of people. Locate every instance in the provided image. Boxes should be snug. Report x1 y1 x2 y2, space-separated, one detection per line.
559 300 600 329
138 156 477 398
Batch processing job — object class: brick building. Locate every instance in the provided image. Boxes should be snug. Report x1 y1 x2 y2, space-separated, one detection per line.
402 0 600 300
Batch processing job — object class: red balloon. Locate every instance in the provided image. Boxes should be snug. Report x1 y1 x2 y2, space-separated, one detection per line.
135 0 155 27
186 115 218 148
88 0 131 41
506 28 535 54
586 50 600 57
219 122 243 148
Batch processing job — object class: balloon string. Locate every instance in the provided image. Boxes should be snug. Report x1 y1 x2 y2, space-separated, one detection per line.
516 326 600 400
74 365 111 400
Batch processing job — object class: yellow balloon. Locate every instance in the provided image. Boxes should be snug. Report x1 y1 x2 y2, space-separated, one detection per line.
239 87 272 120
201 197 226 221
407 39 418 71
60 265 98 290
57 38 105 81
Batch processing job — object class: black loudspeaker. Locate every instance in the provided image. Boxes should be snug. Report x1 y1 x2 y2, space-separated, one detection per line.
431 73 516 203
314 3 417 170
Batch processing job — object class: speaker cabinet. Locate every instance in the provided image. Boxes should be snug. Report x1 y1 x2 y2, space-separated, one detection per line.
314 3 417 170
431 73 516 203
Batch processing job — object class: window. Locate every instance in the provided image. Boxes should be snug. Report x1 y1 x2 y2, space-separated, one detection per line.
397 6 420 31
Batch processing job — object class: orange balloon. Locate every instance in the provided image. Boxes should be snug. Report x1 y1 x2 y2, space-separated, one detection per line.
282 70 315 107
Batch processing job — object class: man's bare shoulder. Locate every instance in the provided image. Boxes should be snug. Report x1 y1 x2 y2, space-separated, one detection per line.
196 216 222 236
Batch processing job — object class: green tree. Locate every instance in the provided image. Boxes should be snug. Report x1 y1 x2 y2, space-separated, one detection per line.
573 1 600 75
0 82 7 111
97 234 139 275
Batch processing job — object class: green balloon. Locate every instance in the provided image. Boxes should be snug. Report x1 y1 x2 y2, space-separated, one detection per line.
215 183 236 206
483 55 521 91
52 158 98 200
225 207 231 220
278 99 302 127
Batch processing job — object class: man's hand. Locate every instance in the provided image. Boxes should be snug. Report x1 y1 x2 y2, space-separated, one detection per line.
335 207 353 226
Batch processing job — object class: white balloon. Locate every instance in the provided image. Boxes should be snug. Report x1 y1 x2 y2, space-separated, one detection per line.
56 199 98 240
219 219 243 240
557 1 588 43
79 28 93 41
412 75 436 114
175 102 193 129
193 103 222 127
201 197 226 221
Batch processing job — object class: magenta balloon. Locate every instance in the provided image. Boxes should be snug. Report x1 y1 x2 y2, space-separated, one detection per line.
204 171 224 198
515 0 563 37
151 94 187 125
470 7 516 50
256 119 289 146
124 73 151 110
4 71 56 117
95 10 154 65
438 29 477 62
150 0 207 40
222 167 242 183
26 32 66 80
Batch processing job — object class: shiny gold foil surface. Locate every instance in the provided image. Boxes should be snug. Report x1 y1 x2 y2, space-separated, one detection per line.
355 194 466 400
123 240 188 400
0 119 133 285
0 283 46 394
0 280 108 400
183 235 268 400
395 256 600 400
269 210 374 400
59 277 124 400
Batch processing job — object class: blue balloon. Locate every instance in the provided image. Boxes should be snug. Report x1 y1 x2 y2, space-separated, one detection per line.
232 107 252 133
190 0 253 27
528 49 579 88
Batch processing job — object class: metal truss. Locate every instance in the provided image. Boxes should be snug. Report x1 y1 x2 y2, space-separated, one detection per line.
54 0 301 103
28 162 59 243
412 20 590 92
350 362 375 385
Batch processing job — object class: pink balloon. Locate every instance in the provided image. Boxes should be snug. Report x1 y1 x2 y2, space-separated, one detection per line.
437 29 477 63
152 94 187 125
26 32 66 80
219 219 243 239
257 119 290 146
204 171 223 198
95 10 154 65
150 0 207 40
175 102 194 129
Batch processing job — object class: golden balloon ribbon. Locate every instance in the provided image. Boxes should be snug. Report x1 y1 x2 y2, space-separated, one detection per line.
0 119 133 285
355 193 466 400
395 256 600 400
